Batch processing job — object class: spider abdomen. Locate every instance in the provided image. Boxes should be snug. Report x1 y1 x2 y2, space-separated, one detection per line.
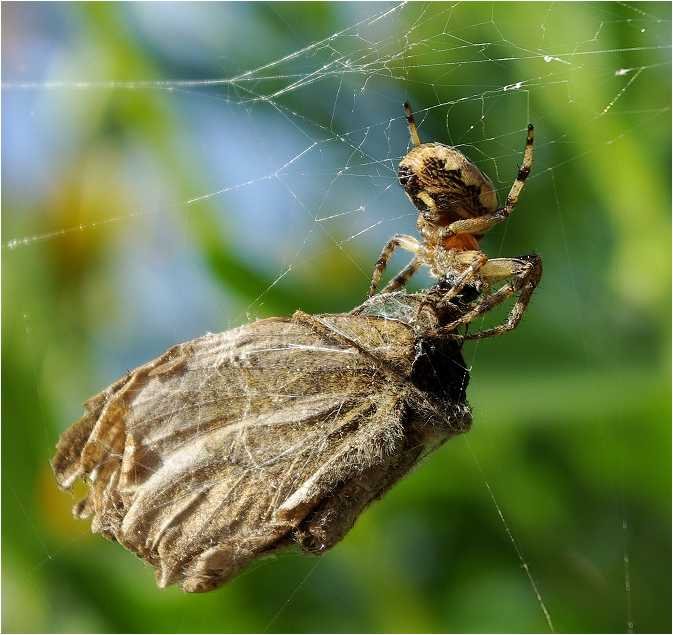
398 142 497 223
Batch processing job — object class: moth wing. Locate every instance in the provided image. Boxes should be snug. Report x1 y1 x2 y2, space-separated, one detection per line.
52 314 416 592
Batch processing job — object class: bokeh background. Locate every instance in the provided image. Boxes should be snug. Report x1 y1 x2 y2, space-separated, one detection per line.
3 3 671 633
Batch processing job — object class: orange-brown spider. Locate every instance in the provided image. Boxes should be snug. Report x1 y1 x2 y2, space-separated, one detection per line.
368 102 542 340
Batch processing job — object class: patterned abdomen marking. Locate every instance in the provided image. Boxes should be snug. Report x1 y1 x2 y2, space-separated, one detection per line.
399 143 497 223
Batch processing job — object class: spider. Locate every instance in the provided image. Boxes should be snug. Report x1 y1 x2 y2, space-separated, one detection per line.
368 102 542 340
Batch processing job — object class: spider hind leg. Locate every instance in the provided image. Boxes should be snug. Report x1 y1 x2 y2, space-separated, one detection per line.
437 124 535 240
382 257 421 294
368 234 420 297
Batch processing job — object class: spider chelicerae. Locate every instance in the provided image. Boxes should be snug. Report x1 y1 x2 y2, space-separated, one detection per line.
368 102 542 340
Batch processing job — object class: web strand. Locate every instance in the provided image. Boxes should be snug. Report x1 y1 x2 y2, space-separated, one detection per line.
465 440 555 633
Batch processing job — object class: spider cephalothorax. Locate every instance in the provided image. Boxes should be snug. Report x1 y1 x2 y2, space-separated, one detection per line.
368 102 542 340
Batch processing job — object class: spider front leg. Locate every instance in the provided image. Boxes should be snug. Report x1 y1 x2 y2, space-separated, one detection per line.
368 234 420 297
440 253 542 339
440 124 535 239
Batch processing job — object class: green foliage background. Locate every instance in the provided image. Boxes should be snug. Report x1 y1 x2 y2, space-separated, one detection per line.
3 3 671 633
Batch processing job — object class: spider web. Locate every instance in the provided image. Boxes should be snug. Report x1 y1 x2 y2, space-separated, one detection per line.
3 2 671 633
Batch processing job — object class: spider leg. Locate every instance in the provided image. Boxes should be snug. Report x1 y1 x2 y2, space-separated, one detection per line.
381 257 421 294
413 251 487 329
368 234 420 297
439 253 542 339
439 124 534 238
403 101 422 147
437 251 489 306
